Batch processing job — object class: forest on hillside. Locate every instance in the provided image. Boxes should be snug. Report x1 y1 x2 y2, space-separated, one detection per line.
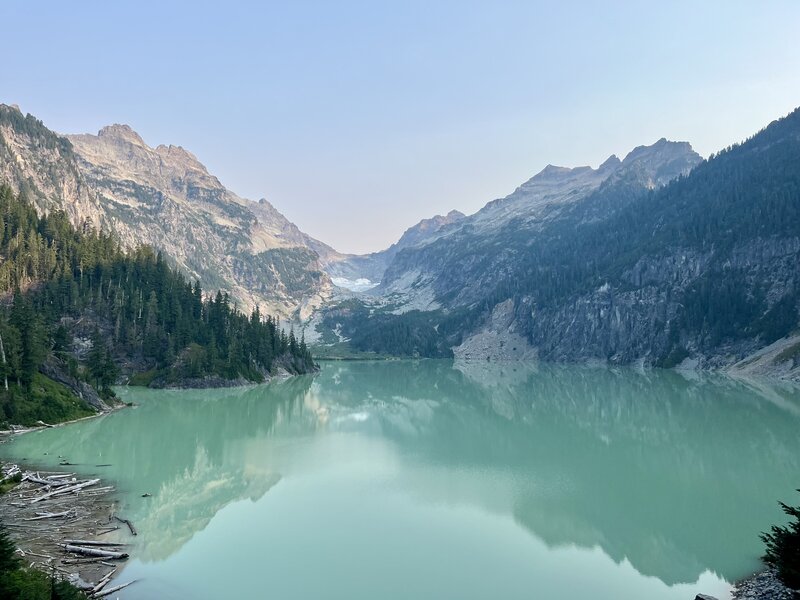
325 109 800 361
0 184 315 426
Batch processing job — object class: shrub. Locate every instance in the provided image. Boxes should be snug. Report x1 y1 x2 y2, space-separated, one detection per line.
761 489 800 591
0 520 83 599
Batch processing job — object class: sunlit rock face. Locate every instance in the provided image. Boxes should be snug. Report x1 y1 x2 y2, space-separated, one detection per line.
0 104 334 317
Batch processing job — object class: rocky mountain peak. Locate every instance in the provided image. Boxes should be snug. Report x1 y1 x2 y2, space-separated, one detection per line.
97 123 146 147
618 139 701 188
598 154 622 171
398 209 466 244
534 164 583 180
622 138 695 164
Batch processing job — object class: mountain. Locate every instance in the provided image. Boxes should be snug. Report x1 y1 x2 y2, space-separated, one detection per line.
0 105 332 318
377 138 701 306
319 110 800 378
317 209 466 290
0 183 316 426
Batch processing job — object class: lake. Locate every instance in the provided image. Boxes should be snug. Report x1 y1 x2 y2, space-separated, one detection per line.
2 360 799 599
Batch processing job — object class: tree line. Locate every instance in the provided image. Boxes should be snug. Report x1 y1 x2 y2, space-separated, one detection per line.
0 184 315 422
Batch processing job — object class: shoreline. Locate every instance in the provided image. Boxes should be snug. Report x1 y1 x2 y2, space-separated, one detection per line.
0 463 138 596
0 402 127 438
729 567 796 599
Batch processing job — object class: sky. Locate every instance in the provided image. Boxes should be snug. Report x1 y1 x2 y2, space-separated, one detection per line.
2 1 800 254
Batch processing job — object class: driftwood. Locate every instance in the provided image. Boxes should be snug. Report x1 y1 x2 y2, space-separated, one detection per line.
63 539 128 547
24 510 74 521
96 527 119 536
94 580 138 598
113 515 137 536
61 556 108 565
90 566 117 594
26 473 74 487
31 479 100 503
1 466 136 589
62 544 128 559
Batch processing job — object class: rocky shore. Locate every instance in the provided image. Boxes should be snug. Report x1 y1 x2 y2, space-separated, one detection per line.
731 568 797 599
0 462 138 596
696 568 797 600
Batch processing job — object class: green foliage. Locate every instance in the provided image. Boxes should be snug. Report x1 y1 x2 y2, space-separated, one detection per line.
344 107 800 359
0 471 22 494
86 328 118 395
127 368 161 387
0 373 93 427
0 183 314 421
0 520 18 573
761 490 800 591
322 301 478 358
0 519 83 599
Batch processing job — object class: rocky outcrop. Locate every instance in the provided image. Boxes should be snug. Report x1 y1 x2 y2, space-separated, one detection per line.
40 358 110 412
731 568 796 600
0 106 105 228
326 108 800 371
726 333 800 382
453 299 538 361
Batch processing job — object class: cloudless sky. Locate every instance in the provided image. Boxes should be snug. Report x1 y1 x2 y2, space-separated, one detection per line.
2 1 800 253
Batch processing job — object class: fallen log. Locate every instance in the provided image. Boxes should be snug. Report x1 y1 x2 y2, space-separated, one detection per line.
31 479 100 503
113 516 137 536
63 539 128 547
25 474 73 487
94 580 137 598
61 556 108 565
24 510 73 521
61 544 128 560
90 566 117 594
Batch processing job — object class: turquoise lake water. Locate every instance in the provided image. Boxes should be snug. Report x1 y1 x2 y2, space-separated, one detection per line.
2 360 799 599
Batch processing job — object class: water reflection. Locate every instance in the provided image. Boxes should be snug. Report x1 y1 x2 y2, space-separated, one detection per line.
2 361 799 594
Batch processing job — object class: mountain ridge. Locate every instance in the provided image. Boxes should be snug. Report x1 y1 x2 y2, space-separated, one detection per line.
315 109 800 380
0 104 334 318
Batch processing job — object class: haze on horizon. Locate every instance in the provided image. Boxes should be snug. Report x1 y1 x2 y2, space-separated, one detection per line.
2 0 800 254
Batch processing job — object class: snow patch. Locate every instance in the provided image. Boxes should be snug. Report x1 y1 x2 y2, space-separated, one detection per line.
332 277 378 292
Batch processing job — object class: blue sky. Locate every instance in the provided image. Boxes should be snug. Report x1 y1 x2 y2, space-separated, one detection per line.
2 1 800 253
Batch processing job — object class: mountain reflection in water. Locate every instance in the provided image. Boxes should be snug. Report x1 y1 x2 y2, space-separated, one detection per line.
3 361 799 600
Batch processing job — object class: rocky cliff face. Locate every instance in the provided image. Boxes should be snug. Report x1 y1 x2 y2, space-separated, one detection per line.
0 106 105 228
376 138 702 309
323 109 800 375
0 104 333 318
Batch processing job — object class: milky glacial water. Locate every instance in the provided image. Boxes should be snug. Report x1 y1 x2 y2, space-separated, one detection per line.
2 361 800 599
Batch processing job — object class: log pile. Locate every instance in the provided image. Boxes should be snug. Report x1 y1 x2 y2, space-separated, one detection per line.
0 464 139 597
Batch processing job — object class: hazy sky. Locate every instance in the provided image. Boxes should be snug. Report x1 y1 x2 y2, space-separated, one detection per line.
3 1 800 253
